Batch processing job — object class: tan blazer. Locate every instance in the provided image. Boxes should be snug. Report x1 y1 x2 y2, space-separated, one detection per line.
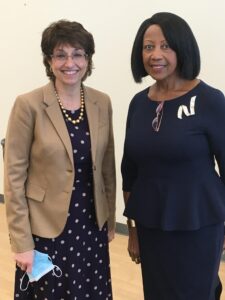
4 82 116 253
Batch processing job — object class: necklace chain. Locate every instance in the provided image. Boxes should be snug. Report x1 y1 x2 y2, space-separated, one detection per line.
55 86 85 125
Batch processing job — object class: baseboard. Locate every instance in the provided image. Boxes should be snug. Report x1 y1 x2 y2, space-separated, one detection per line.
0 194 4 204
1 193 224 262
0 194 128 232
115 222 128 235
0 194 128 231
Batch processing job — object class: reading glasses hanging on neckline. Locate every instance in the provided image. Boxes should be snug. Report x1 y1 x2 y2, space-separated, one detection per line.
152 101 164 132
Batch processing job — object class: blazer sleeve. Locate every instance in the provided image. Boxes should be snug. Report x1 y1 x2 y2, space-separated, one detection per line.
4 95 35 252
102 98 116 231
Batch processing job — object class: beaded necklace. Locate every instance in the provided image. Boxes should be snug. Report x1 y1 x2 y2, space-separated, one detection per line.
55 85 85 125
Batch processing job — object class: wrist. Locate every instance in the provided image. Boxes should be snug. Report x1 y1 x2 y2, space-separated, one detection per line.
127 219 136 229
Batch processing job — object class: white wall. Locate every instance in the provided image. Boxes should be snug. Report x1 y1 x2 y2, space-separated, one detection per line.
1 0 225 223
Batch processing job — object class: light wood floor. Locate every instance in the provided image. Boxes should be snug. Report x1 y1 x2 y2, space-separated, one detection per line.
0 204 225 300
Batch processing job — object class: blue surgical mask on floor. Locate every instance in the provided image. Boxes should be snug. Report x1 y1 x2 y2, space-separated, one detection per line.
20 250 62 291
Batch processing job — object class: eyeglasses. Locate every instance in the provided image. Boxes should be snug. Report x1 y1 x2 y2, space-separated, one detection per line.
152 101 164 132
51 50 88 63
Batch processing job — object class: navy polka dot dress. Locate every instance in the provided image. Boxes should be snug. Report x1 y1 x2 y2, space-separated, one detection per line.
14 107 113 299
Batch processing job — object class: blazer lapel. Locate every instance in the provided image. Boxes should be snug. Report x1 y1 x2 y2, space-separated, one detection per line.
43 82 74 165
84 87 99 165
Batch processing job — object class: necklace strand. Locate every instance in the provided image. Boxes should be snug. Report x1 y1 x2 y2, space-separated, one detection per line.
55 86 85 125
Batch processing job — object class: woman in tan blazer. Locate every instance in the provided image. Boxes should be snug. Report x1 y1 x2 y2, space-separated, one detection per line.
4 20 116 299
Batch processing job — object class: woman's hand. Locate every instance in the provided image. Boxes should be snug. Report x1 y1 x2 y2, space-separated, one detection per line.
14 250 34 273
128 227 141 264
108 229 115 242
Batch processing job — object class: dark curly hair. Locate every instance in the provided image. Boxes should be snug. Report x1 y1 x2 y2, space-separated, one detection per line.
41 19 95 81
131 12 200 83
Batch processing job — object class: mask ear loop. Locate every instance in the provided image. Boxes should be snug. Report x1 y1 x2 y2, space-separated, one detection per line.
48 256 62 278
52 265 62 277
20 272 30 291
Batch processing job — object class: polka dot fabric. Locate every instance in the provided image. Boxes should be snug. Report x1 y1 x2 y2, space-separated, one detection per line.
14 108 113 299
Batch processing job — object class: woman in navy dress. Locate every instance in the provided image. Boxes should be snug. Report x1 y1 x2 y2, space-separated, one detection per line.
4 20 116 299
121 12 225 300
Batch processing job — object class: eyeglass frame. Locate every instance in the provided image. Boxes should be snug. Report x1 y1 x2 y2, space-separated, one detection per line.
50 49 88 63
152 101 164 132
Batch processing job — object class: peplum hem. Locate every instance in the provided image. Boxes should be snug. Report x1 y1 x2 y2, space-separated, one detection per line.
124 174 225 231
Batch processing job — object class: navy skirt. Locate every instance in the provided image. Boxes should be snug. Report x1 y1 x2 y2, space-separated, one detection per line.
137 222 224 300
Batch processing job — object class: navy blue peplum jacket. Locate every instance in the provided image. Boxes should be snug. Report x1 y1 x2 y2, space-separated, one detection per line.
121 81 225 231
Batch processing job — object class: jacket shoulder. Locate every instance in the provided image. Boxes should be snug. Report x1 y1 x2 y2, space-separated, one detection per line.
15 83 51 104
14 82 55 109
84 85 111 104
18 83 50 98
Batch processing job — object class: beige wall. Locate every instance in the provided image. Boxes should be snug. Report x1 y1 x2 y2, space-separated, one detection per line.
1 0 225 223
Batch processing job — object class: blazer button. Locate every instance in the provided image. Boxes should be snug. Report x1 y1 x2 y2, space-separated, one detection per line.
92 165 96 171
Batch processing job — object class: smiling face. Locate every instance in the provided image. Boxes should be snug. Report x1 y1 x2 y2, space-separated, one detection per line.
142 25 178 82
49 44 88 88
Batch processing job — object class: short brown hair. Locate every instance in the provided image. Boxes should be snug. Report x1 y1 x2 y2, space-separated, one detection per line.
41 19 95 81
